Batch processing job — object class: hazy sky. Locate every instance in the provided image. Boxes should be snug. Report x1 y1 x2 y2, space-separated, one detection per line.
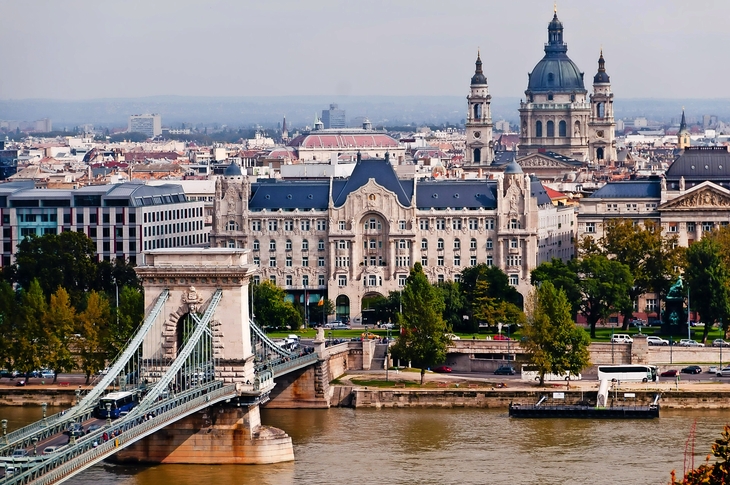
1 0 728 100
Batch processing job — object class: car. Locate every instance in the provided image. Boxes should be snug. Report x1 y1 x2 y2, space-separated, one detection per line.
492 334 511 341
717 367 730 377
444 333 460 341
709 366 719 374
42 446 60 455
433 365 452 373
361 332 379 340
713 339 730 347
611 334 633 344
660 369 678 377
681 365 703 374
87 424 102 433
40 369 55 379
679 339 705 347
494 365 516 375
11 449 28 459
646 336 669 346
63 423 85 439
381 323 395 330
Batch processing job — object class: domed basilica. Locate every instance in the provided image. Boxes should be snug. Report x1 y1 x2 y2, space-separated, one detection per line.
465 9 616 169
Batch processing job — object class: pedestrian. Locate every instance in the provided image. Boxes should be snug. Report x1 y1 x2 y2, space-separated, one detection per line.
102 432 108 442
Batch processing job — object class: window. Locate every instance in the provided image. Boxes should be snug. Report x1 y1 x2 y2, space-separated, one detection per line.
436 219 445 230
468 218 478 230
286 239 292 250
419 219 429 230
367 275 378 287
318 239 325 251
509 274 519 286
227 240 236 248
365 218 382 230
253 276 260 285
486 219 494 230
253 240 260 251
687 222 696 233
668 224 678 233
251 220 261 231
607 203 618 211
452 219 462 230
586 222 596 233
437 275 445 283
318 275 325 286
302 275 309 287
702 221 714 232
486 238 493 249
318 257 325 267
302 257 309 267
536 120 543 138
316 220 326 231
103 227 110 238
268 220 278 231
286 257 292 267
396 256 410 267
486 255 493 266
103 241 110 252
470 238 477 250
339 221 346 230
547 120 554 137
302 239 309 250
454 255 461 266
646 299 658 311
454 238 461 250
89 227 97 238
338 240 348 250
286 275 293 286
269 240 276 251
437 238 444 250
507 255 522 266
398 275 407 287
437 256 444 266
399 220 407 230
227 220 238 231
115 227 123 238
116 213 123 224
398 239 407 249
284 220 294 231
510 219 521 229
470 256 477 266
338 275 347 287
76 213 84 224
510 238 518 249
115 241 123 252
421 239 428 250
421 256 428 266
336 256 350 267
269 275 276 285
559 120 566 137
253 257 260 266
269 257 277 267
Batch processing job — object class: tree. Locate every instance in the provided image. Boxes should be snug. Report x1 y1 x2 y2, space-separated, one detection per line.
522 282 591 385
390 263 448 385
0 281 16 370
684 237 730 342
107 286 144 356
370 292 403 326
576 255 633 338
460 264 523 309
435 281 468 332
252 281 302 330
77 291 112 383
530 258 582 318
308 298 335 326
43 287 77 381
472 278 526 330
13 280 47 377
670 424 730 484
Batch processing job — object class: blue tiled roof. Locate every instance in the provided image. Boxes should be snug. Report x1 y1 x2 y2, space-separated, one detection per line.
332 159 412 207
249 180 330 211
530 177 553 206
416 180 497 209
589 181 661 199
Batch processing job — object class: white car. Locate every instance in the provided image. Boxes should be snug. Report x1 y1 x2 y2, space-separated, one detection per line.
646 336 669 346
717 366 730 377
611 334 633 344
444 333 461 341
679 339 705 347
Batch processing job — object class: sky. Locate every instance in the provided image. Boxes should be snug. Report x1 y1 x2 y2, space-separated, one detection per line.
1 0 729 100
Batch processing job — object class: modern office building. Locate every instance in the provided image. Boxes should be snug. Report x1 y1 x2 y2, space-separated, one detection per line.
210 156 575 324
321 104 346 129
0 181 207 267
128 114 162 138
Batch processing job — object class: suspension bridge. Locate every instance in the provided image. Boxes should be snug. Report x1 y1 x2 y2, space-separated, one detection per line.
0 248 319 484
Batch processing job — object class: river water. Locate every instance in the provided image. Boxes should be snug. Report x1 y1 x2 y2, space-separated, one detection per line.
3 406 728 485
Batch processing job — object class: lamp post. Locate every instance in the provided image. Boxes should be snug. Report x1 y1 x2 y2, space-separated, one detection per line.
1 419 7 445
31 437 38 456
687 285 691 341
41 402 47 422
386 327 392 382
611 319 615 364
75 388 81 406
304 283 308 328
105 402 112 427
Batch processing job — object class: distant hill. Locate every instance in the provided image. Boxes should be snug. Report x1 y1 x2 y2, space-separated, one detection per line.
1 96 728 130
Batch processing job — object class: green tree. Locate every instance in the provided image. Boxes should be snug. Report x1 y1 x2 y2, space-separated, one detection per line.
13 280 47 377
11 231 98 302
77 291 112 383
522 282 591 385
684 237 730 342
308 298 335 326
43 287 77 381
460 264 523 310
96 258 141 295
530 258 582 317
390 263 448 385
0 281 16 370
670 424 730 484
576 255 633 338
107 286 144 356
252 281 302 330
370 292 402 326
435 281 468 332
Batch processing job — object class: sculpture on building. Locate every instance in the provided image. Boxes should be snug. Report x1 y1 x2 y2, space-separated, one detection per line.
182 286 205 314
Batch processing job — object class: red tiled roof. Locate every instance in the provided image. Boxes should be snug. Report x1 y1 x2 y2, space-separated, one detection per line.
290 134 398 149
544 186 567 199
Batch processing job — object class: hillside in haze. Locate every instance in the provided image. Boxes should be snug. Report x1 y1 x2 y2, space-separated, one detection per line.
1 96 729 130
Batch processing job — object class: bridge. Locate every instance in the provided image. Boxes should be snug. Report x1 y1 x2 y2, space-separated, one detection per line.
0 248 320 484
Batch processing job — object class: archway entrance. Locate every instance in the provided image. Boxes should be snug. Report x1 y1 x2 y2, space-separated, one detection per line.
361 292 383 327
335 295 350 323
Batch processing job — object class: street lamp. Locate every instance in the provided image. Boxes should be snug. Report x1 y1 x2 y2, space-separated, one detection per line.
1 419 7 445
106 402 112 427
304 283 308 328
41 402 47 422
31 437 38 456
75 388 81 406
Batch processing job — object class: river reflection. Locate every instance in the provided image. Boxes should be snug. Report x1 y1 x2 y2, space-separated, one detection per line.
2 405 728 485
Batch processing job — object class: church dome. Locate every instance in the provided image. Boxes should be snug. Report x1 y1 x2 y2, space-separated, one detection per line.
593 51 610 84
470 51 487 85
224 162 242 176
503 159 523 174
526 12 586 93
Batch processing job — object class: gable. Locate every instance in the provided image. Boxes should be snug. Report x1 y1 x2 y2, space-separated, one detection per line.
660 183 730 211
517 153 581 169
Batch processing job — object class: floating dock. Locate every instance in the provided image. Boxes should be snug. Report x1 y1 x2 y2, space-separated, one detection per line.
508 402 660 419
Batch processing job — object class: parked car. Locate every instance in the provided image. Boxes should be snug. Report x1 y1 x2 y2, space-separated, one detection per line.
40 369 55 379
716 367 730 377
709 366 719 374
660 369 678 377
679 339 705 347
611 334 633 344
681 365 703 374
433 365 452 373
713 339 730 347
492 334 511 341
646 336 669 346
494 365 516 375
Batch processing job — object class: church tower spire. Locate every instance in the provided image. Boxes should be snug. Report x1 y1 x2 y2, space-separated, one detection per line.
465 50 493 166
588 49 616 165
678 108 690 150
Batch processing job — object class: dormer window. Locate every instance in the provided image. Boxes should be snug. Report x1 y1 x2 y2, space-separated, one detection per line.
547 73 554 85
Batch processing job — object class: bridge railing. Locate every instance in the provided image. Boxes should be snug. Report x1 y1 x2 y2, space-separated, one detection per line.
8 382 237 485
261 352 320 378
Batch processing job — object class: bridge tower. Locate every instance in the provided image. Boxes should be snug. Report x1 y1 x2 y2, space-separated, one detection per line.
114 248 294 465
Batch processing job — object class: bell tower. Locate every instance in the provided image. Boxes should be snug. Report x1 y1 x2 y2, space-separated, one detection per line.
465 51 493 166
678 108 691 150
588 50 616 165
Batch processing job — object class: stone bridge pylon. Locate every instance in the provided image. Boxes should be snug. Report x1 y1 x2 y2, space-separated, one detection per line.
113 248 294 465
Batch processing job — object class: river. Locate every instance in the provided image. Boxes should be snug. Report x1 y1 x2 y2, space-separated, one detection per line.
2 406 728 485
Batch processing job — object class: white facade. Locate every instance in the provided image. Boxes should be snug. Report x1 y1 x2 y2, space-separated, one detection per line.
129 114 162 138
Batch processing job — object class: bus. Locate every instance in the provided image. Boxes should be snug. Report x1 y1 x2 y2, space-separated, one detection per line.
521 364 582 382
94 391 138 419
596 365 658 383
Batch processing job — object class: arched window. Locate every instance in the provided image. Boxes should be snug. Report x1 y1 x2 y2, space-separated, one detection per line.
547 72 554 86
547 120 555 137
559 120 567 137
536 120 543 137
474 148 481 163
473 104 481 119
597 102 605 118
597 147 605 160
227 220 238 231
